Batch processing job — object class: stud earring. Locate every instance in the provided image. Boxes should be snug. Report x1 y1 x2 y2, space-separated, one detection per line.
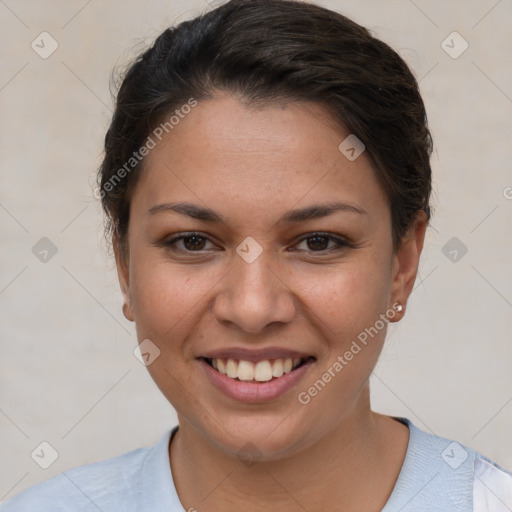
396 303 403 312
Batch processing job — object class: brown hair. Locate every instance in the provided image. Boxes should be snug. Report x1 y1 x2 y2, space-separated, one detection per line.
97 0 433 260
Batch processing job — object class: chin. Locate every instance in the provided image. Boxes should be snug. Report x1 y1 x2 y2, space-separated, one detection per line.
198 408 323 462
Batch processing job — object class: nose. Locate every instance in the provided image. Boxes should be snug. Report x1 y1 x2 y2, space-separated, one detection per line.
212 251 296 334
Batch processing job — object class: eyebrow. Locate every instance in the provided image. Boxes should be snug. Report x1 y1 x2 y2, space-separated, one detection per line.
147 201 367 224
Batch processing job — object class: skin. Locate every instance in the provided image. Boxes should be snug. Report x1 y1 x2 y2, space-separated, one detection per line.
114 92 428 511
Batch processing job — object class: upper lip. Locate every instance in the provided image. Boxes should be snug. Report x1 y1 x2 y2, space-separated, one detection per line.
199 347 314 362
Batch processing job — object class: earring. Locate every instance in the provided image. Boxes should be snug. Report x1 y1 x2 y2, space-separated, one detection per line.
396 303 403 312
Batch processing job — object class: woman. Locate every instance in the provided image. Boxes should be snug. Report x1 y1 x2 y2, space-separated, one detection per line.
3 0 511 510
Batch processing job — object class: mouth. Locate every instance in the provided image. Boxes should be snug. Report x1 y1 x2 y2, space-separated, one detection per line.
200 356 315 383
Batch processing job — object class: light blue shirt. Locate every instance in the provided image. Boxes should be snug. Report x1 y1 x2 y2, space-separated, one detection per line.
2 417 511 511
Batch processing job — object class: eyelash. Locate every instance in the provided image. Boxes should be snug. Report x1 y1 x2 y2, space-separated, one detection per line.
160 231 352 255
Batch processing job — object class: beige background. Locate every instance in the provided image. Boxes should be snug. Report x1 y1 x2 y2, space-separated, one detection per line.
1 0 511 500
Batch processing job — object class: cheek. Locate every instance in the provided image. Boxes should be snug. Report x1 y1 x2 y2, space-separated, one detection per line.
129 258 212 343
292 258 392 338
292 264 391 419
129 249 392 346
128 260 209 405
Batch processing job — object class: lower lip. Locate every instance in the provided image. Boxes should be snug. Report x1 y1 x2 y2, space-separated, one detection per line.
199 359 315 403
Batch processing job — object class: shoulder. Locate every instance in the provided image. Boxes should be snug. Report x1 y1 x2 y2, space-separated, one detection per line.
0 438 162 512
473 454 512 512
384 417 512 511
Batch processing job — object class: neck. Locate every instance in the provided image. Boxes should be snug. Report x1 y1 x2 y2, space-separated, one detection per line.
169 387 409 512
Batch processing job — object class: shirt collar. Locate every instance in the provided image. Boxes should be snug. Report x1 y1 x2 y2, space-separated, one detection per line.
142 418 475 511
381 416 475 511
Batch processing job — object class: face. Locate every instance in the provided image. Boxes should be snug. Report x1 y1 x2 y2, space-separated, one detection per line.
116 93 425 459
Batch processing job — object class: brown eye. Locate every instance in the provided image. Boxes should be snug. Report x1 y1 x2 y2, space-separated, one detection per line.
162 233 216 252
306 235 330 251
182 235 207 251
294 232 351 253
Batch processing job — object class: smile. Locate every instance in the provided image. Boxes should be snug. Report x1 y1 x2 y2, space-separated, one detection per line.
198 352 316 403
203 357 312 382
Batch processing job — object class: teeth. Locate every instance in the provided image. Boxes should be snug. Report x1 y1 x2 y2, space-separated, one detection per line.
237 360 254 381
209 357 304 381
226 358 238 378
272 359 283 378
254 361 273 382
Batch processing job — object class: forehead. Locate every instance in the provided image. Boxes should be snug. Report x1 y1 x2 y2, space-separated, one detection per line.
130 93 388 227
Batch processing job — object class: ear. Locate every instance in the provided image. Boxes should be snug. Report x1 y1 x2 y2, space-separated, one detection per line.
389 210 428 321
113 233 134 322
